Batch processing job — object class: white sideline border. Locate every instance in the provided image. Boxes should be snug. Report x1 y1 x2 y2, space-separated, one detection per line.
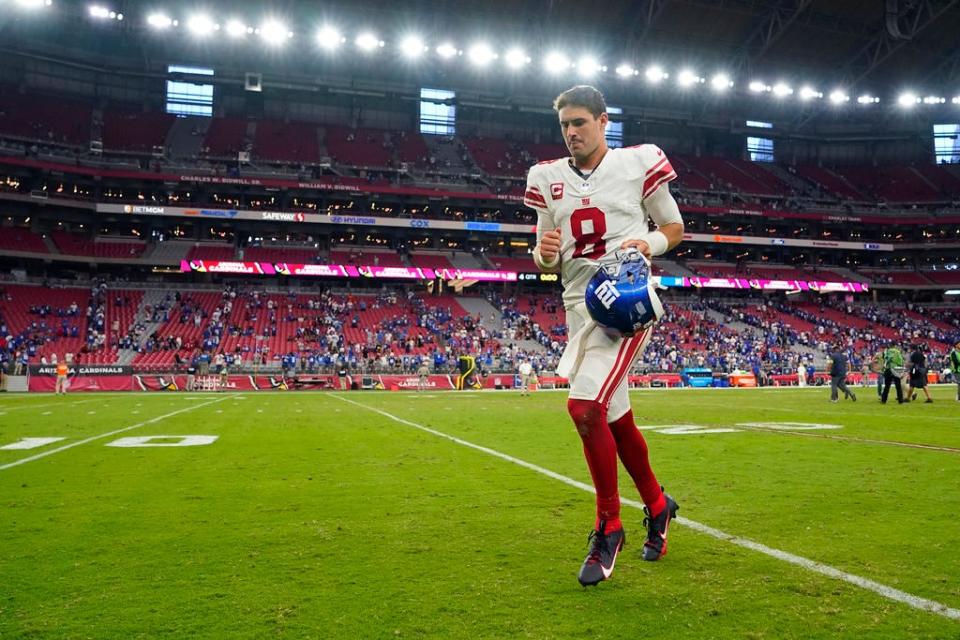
0 395 233 471
330 393 960 623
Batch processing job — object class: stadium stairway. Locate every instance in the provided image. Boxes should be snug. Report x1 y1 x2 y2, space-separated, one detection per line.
907 166 941 194
827 266 872 283
656 259 696 278
703 307 827 368
143 240 192 265
762 164 816 197
455 296 548 355
117 289 171 365
166 116 211 159
42 235 59 254
423 135 473 174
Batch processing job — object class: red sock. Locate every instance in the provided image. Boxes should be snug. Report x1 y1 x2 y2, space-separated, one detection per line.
567 398 621 531
609 409 666 517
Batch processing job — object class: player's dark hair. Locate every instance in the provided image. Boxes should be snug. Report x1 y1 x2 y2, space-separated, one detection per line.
553 85 607 118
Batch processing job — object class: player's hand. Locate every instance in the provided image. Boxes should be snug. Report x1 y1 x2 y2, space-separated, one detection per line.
620 238 651 259
539 228 562 262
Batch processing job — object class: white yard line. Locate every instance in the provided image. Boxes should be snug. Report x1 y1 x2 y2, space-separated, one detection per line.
733 424 960 453
0 395 233 471
330 393 960 623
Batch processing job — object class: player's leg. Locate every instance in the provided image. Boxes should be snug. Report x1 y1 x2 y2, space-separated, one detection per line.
608 374 679 561
830 376 839 402
566 307 628 585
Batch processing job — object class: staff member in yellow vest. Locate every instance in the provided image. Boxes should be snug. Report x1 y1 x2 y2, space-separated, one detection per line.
55 360 69 395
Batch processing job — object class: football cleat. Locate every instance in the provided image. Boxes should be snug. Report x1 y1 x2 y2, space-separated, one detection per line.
577 521 625 586
642 493 679 562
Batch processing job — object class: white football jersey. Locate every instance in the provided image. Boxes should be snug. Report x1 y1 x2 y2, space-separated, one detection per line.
524 145 678 309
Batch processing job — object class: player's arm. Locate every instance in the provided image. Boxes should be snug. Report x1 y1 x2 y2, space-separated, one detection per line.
621 183 684 258
524 167 561 273
534 215 562 273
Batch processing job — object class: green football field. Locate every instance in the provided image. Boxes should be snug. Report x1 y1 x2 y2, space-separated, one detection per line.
2 386 958 639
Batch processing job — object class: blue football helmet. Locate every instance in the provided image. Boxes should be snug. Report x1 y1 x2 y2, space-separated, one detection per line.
585 249 665 335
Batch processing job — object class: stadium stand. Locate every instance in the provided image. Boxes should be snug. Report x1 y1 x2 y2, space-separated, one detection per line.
50 233 146 259
0 227 49 254
408 252 457 271
253 120 320 163
323 126 393 168
241 246 323 264
201 116 250 157
102 110 176 152
329 248 406 267
185 244 236 261
0 87 91 145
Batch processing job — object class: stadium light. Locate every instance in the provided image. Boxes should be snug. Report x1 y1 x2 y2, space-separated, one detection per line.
710 73 733 91
544 52 571 74
829 89 849 104
922 95 946 105
953 96 960 105
436 42 459 58
577 56 604 78
147 12 176 29
316 26 344 50
857 94 879 104
615 64 638 78
798 86 822 101
645 65 668 83
677 69 703 88
15 0 52 8
897 91 919 108
503 48 530 70
225 19 251 38
259 20 292 45
400 35 427 59
772 82 793 97
468 43 497 66
355 32 384 51
89 5 121 20
187 14 218 37
748 80 769 93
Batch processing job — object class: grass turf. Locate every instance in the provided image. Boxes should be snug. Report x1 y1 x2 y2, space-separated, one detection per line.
1 386 958 638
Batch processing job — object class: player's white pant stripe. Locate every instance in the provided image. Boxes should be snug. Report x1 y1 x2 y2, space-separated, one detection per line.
597 328 649 406
601 330 648 407
595 335 635 404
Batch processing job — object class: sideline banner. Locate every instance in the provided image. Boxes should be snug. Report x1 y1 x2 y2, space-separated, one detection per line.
29 375 132 392
28 365 134 392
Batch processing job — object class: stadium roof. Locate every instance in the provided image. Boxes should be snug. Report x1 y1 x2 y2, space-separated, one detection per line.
2 0 959 128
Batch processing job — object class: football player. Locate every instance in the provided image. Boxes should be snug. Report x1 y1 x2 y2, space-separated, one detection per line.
525 85 684 586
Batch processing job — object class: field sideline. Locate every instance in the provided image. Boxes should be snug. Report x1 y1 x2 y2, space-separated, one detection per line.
2 387 958 638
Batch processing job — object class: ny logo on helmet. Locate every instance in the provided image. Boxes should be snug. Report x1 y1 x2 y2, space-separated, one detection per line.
595 281 621 309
